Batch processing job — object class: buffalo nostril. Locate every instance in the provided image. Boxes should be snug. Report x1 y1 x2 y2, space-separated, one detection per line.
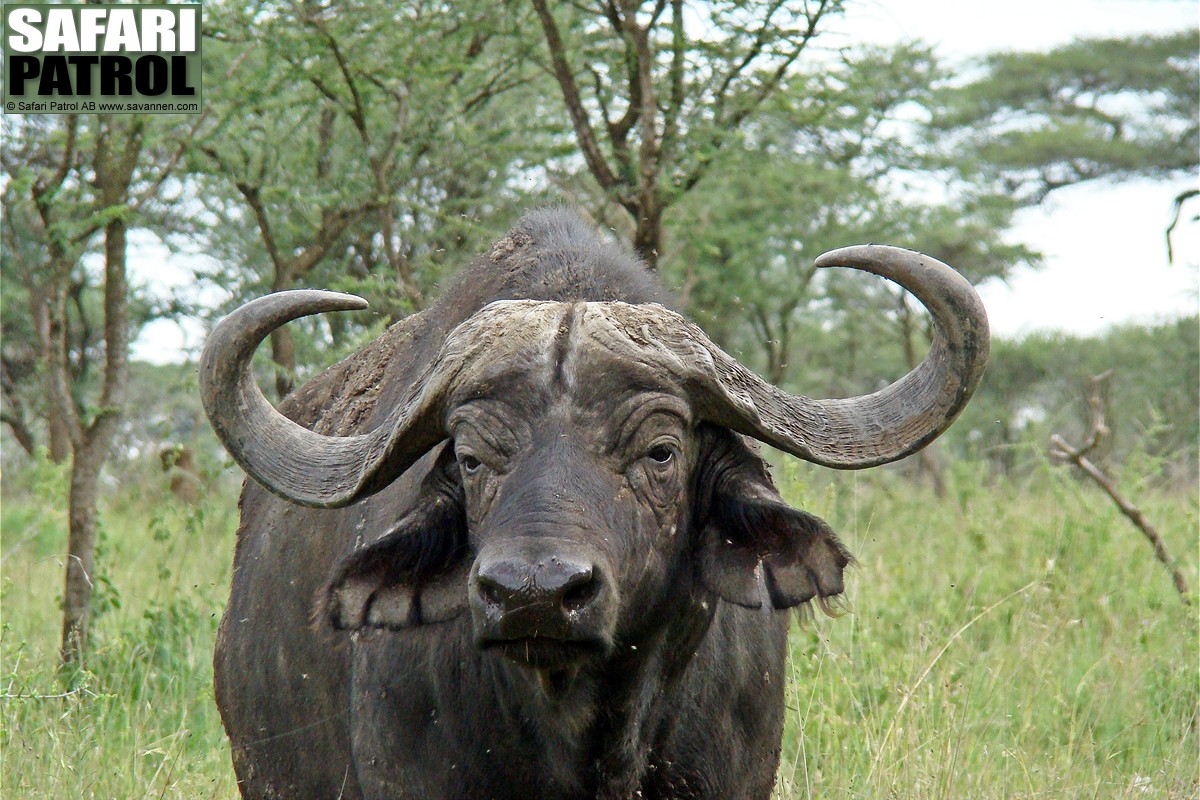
477 577 504 610
560 570 598 613
475 566 523 612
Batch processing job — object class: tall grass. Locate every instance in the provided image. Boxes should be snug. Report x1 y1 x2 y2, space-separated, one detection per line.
2 459 240 799
2 456 1196 798
774 459 1198 799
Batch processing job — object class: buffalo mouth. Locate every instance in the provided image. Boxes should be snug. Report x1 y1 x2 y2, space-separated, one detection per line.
480 636 608 670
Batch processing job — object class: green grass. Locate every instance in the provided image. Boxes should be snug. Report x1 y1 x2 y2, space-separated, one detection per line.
1 460 240 799
773 459 1199 799
2 457 1196 798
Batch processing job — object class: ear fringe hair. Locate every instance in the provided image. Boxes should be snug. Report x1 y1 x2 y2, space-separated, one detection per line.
816 592 851 620
792 601 815 628
791 593 852 629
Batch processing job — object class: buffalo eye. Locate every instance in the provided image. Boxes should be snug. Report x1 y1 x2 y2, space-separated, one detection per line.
645 444 676 466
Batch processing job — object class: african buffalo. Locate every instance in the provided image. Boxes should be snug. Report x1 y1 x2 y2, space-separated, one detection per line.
200 208 988 799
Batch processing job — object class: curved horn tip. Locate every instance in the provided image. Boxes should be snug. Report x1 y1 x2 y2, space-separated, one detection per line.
810 245 988 328
320 291 369 311
684 242 989 470
200 290 370 376
259 289 369 313
198 288 394 509
814 244 934 270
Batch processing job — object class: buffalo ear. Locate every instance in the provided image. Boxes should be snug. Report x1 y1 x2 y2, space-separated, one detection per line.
696 430 852 611
321 447 470 630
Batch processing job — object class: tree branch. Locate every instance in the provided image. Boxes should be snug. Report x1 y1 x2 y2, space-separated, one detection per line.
131 110 211 215
234 182 286 275
287 203 378 281
711 0 787 119
0 358 37 456
683 0 832 193
1049 371 1191 603
661 0 685 156
1166 188 1198 263
531 0 623 193
621 0 660 200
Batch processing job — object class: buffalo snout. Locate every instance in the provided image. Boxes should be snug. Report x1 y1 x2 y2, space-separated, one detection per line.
470 545 614 668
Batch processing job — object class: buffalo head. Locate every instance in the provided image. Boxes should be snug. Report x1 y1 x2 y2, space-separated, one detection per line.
199 246 988 676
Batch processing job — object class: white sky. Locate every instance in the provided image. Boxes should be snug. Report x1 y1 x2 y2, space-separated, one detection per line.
130 0 1199 362
828 0 1200 337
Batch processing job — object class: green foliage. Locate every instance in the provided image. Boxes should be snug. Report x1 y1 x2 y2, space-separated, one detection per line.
535 0 848 201
949 318 1200 481
195 0 553 315
6 7 1193 478
662 42 1037 388
932 31 1199 201
1 109 201 467
179 0 571 394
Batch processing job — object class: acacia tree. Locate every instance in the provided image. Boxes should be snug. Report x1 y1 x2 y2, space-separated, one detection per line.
1 190 57 458
531 0 845 268
932 31 1199 206
667 44 1032 384
1 111 205 663
2 118 94 465
197 0 548 397
914 29 1199 479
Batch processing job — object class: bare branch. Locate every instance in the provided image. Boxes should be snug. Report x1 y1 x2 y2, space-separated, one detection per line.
308 19 368 136
131 110 212 215
531 0 622 193
621 1 660 195
288 203 378 280
234 182 286 275
647 0 669 27
37 286 84 449
0 372 37 456
604 1 642 164
711 0 788 118
33 114 78 200
1166 188 1198 263
661 0 685 154
730 1 830 128
1049 372 1191 604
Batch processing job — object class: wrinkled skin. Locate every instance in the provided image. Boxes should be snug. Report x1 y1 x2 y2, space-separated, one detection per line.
214 210 850 799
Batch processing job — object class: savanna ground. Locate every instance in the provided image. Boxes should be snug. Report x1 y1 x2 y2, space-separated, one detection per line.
2 453 1196 799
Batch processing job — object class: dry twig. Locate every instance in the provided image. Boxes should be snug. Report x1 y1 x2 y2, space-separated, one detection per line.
1049 371 1190 603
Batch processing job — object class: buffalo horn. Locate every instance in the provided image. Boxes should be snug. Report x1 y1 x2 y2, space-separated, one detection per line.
199 291 444 508
667 247 984 465
199 292 566 508
202 245 986 507
596 244 989 468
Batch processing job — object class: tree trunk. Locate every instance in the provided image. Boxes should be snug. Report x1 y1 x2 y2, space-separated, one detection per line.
1 413 37 456
60 442 101 663
271 327 296 400
47 405 72 463
632 201 663 271
60 215 129 664
33 289 73 464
